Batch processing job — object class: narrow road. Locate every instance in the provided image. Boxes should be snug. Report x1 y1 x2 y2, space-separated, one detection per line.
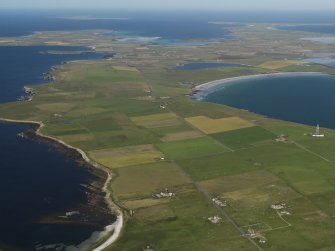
293 141 333 163
172 160 264 251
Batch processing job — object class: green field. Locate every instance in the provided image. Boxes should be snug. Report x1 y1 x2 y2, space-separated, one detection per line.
157 137 228 160
211 126 276 149
89 144 164 168
111 162 190 200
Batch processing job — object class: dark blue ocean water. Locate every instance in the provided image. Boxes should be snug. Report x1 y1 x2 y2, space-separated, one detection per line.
2 10 335 41
0 10 231 40
0 46 111 250
0 46 104 103
0 124 102 250
205 74 335 129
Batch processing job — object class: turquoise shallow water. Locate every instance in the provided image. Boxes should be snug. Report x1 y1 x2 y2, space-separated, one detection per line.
205 73 335 129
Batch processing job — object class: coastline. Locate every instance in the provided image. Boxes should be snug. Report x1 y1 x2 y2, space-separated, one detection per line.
0 117 123 251
192 72 327 100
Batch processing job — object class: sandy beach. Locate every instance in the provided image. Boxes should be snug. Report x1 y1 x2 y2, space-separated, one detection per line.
192 72 326 100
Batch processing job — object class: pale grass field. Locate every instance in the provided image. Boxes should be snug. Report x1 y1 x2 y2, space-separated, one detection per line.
59 133 94 142
112 66 140 72
111 162 190 199
185 116 254 134
89 144 164 168
161 130 204 142
122 198 170 210
131 112 182 128
36 102 76 113
258 60 305 70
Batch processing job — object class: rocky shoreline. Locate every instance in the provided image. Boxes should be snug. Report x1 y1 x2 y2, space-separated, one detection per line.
0 118 124 250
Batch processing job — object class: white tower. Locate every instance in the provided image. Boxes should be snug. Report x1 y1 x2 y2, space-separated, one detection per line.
312 124 325 137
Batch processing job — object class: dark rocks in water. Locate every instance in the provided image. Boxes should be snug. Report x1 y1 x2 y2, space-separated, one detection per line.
103 53 115 59
17 95 33 102
42 71 56 81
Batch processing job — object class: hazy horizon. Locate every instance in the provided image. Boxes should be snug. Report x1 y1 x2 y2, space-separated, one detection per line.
1 0 335 11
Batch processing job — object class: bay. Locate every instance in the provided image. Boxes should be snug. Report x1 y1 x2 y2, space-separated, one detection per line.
205 74 335 129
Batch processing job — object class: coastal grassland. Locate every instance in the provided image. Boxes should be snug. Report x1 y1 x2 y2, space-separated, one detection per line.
36 102 76 113
279 63 335 75
160 130 204 142
157 137 228 160
185 115 255 134
198 170 282 195
263 122 315 141
130 112 182 128
109 185 251 251
168 98 232 119
211 126 276 149
258 60 306 70
176 141 335 192
264 121 335 161
58 133 94 143
112 66 139 72
88 144 164 169
147 124 197 138
110 162 190 200
294 137 335 161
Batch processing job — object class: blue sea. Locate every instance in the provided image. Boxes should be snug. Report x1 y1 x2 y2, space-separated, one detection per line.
2 10 335 43
279 24 335 35
0 46 112 250
0 46 104 103
205 74 335 129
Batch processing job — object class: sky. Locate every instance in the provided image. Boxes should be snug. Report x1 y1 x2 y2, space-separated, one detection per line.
1 0 335 10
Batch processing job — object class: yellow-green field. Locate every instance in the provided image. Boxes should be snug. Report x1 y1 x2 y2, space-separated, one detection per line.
36 102 76 113
111 162 190 200
258 60 306 70
160 130 204 142
88 144 164 168
131 112 182 128
199 170 280 194
185 115 254 134
121 198 170 210
112 66 140 72
59 133 94 142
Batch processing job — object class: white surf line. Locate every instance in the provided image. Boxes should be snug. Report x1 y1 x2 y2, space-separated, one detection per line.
193 72 326 99
0 118 124 250
92 214 123 251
